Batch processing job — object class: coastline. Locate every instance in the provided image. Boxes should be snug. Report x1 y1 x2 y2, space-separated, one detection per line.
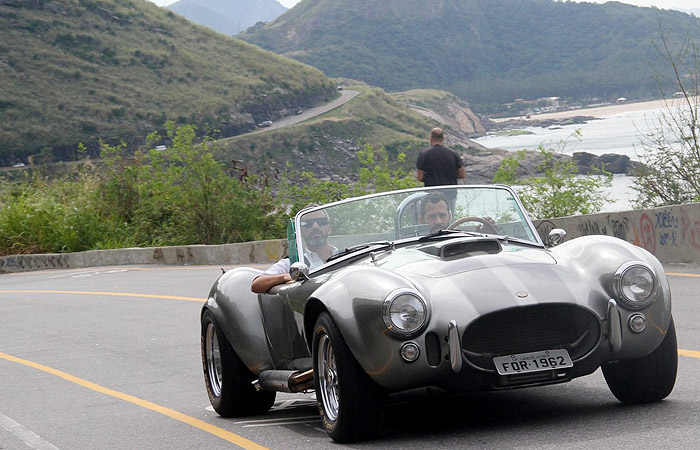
490 96 698 122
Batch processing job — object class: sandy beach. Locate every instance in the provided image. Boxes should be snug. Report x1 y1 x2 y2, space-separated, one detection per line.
491 96 698 122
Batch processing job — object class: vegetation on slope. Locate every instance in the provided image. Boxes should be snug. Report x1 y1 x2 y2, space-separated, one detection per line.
0 0 335 166
0 123 419 256
213 83 442 180
241 0 700 109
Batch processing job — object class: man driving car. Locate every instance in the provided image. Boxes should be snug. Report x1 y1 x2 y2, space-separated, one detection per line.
418 192 452 234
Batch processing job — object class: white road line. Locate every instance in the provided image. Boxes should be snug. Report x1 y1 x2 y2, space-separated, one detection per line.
0 413 60 450
236 415 321 427
242 418 322 428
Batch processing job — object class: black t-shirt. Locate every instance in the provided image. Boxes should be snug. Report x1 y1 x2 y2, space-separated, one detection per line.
416 144 464 186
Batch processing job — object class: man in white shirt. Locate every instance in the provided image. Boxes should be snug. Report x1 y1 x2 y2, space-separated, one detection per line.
251 209 337 293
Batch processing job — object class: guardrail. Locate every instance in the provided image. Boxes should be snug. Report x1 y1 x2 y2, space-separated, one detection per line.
2 202 700 273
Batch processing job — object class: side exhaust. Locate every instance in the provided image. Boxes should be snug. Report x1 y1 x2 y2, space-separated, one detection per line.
252 369 314 393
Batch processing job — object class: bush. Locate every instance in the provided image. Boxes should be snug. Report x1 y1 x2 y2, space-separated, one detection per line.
493 135 612 219
0 125 421 255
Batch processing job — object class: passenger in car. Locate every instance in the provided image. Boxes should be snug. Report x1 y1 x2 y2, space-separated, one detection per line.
251 208 337 293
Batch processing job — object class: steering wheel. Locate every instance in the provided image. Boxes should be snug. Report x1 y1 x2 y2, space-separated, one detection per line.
448 216 498 234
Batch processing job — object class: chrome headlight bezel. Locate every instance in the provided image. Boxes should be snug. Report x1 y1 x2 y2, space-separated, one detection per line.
382 288 429 337
613 261 657 310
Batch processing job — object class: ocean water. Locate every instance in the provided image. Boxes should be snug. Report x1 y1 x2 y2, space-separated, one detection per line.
474 106 669 212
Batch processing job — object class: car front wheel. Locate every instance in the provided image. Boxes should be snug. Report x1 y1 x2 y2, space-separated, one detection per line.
312 312 386 442
201 309 275 417
602 316 678 404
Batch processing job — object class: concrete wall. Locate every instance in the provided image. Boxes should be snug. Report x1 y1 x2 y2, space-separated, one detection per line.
534 202 700 263
3 203 700 274
0 240 287 274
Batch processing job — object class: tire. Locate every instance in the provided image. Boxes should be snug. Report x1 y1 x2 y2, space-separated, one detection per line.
602 316 678 404
312 312 386 442
201 309 275 417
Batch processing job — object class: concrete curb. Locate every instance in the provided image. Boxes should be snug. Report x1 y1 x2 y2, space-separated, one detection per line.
0 240 287 274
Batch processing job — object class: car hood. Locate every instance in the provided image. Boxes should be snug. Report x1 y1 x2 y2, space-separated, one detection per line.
372 237 557 278
366 238 597 317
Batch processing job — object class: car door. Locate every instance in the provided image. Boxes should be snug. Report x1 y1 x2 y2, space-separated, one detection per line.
258 277 324 367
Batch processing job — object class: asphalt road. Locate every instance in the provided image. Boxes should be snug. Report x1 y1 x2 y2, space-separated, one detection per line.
1 263 699 449
225 89 360 140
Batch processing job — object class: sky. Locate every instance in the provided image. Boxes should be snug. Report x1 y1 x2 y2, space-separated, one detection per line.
147 1 698 11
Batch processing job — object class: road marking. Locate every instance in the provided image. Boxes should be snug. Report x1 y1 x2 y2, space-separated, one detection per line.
0 351 270 450
679 349 700 358
236 416 321 428
667 272 700 278
0 413 60 450
0 290 204 303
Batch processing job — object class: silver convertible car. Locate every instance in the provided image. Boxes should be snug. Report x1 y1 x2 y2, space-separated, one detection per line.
201 185 677 442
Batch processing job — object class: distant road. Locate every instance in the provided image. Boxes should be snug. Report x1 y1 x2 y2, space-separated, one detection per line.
237 89 360 137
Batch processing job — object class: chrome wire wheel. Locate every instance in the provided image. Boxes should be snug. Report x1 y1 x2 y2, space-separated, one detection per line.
205 323 223 398
200 309 276 417
312 312 386 442
317 333 340 422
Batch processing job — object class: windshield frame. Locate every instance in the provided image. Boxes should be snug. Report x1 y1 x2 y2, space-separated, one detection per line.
292 185 543 273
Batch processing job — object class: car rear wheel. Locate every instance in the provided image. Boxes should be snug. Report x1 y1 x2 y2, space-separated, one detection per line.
602 316 678 404
201 309 275 417
312 312 386 442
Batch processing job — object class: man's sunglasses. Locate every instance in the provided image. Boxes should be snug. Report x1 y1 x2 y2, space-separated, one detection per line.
301 218 329 228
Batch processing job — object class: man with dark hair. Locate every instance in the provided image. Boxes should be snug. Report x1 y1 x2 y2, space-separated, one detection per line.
416 127 466 187
418 192 452 234
251 208 337 293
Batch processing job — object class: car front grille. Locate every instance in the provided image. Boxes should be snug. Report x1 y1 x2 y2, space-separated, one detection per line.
462 304 601 372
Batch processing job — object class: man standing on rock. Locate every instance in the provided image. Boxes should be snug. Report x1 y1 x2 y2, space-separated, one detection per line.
416 127 465 188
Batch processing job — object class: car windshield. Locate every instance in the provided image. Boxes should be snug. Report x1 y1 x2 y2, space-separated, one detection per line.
291 185 540 270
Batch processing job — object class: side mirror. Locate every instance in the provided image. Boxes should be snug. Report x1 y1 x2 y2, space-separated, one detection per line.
289 262 310 281
547 228 567 247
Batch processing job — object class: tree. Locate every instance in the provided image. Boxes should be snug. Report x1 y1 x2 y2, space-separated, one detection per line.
632 34 700 208
493 134 612 219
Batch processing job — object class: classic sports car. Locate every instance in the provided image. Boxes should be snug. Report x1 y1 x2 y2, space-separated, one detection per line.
201 185 677 442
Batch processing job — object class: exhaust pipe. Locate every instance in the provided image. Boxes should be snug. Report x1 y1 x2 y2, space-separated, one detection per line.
253 369 314 393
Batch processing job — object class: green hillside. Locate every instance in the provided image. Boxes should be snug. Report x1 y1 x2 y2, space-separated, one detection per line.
214 83 439 179
0 0 335 166
241 0 700 109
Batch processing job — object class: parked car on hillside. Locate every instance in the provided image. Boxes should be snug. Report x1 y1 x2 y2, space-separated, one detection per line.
257 120 273 127
201 185 677 442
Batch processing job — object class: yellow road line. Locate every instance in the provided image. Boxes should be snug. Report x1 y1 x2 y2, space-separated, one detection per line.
0 351 270 450
667 272 700 278
0 290 204 303
679 349 700 358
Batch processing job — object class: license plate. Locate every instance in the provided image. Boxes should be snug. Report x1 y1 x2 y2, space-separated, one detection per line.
493 349 573 375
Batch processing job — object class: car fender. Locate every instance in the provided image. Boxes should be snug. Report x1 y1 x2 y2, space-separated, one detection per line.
203 267 273 374
551 235 672 358
305 265 420 377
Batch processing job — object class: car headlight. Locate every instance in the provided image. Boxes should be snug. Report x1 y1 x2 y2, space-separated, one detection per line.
613 262 657 309
382 288 429 336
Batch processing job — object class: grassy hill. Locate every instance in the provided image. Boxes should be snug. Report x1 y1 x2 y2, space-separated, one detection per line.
214 82 440 180
0 0 335 166
240 0 700 110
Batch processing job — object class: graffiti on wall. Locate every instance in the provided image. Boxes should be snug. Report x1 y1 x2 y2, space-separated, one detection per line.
0 253 71 273
680 208 700 252
535 204 700 261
